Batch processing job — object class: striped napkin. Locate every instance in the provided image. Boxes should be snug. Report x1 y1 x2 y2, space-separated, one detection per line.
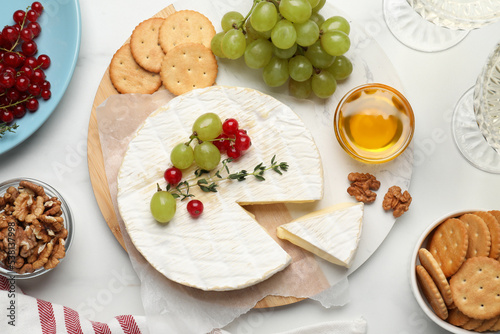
0 276 366 334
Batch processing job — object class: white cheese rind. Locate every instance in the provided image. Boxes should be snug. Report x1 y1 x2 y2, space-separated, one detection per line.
277 202 363 268
117 86 323 291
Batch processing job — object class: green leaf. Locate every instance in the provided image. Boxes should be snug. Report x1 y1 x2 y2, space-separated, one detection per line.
254 175 265 181
197 179 208 185
271 155 276 165
171 193 180 199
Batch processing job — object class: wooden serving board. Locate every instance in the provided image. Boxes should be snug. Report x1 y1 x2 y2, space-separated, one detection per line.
86 4 302 309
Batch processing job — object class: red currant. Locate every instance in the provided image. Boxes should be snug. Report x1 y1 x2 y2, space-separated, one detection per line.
164 167 182 186
19 65 34 78
13 10 26 25
25 98 38 112
2 26 18 44
3 52 20 68
235 134 252 151
236 129 248 137
12 104 25 118
213 133 231 153
222 118 239 135
28 83 41 96
41 89 50 100
15 75 30 92
26 22 41 37
26 9 39 22
227 146 241 159
20 28 34 42
31 68 45 84
24 56 37 68
37 54 50 69
1 110 14 123
32 2 44 14
41 80 50 90
6 88 20 102
0 72 15 89
21 40 37 56
187 200 204 218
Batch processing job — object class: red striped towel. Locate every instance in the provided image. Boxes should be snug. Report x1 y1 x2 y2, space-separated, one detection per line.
0 275 147 334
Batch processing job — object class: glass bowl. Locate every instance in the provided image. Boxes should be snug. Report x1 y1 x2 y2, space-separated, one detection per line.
410 209 494 333
334 83 415 164
0 178 74 279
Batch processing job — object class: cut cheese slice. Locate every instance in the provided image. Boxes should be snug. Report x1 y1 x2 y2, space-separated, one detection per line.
117 86 323 291
277 202 363 268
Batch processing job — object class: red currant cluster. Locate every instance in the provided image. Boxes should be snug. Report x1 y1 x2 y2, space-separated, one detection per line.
0 2 51 125
213 118 252 159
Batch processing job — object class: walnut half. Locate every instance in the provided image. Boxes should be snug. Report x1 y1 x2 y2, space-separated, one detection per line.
347 172 381 203
383 186 412 218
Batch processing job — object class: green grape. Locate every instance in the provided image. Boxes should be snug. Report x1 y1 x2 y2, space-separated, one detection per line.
312 0 326 12
192 112 223 141
289 78 312 99
304 41 334 69
320 31 350 56
271 19 297 49
221 11 244 32
306 0 320 8
311 70 337 98
263 57 289 87
221 29 246 59
245 38 273 68
211 32 226 58
288 55 313 82
150 190 176 223
171 143 194 170
279 0 312 24
320 16 350 35
326 55 353 80
250 2 278 32
245 20 272 40
294 20 319 47
194 142 221 170
273 43 297 59
310 12 325 27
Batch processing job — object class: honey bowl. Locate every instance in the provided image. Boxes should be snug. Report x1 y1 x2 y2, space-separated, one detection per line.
334 83 415 163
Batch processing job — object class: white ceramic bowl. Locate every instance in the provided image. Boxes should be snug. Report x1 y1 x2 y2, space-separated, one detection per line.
0 178 74 279
410 209 493 334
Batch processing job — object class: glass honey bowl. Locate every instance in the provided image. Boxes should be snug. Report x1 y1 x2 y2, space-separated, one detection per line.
334 83 415 164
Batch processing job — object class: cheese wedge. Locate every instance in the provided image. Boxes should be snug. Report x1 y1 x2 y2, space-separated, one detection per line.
277 202 363 268
117 86 323 291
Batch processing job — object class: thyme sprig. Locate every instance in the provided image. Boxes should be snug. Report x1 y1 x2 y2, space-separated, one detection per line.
0 122 18 138
169 155 288 200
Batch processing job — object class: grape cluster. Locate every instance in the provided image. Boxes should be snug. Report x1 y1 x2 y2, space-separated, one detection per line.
151 113 252 223
0 2 51 125
211 0 353 99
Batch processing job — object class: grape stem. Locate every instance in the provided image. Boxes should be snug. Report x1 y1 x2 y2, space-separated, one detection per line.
168 155 289 200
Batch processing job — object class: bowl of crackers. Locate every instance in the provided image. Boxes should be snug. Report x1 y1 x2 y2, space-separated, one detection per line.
411 209 500 333
0 178 74 279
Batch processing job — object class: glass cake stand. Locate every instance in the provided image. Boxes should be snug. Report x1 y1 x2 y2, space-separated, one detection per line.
383 0 500 52
452 42 500 173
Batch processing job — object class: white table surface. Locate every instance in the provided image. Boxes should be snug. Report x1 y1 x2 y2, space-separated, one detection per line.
1 0 500 333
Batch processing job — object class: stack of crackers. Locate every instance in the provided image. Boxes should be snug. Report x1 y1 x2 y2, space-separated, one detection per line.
109 10 218 96
416 210 500 332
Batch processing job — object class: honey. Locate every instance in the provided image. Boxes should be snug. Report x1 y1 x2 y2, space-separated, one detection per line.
334 84 414 163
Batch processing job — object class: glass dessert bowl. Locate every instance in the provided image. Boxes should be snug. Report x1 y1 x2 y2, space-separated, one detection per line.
334 83 415 164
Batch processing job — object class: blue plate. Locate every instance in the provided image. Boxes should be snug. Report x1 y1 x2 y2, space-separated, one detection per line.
0 0 81 154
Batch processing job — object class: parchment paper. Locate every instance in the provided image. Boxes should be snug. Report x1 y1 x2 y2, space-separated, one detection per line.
95 90 350 334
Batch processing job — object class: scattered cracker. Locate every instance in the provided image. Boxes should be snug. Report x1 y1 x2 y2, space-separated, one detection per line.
109 43 162 94
130 18 165 73
449 256 500 320
418 248 453 306
160 42 217 96
159 10 215 54
416 265 448 320
447 308 470 327
487 210 500 260
428 218 469 277
489 316 500 331
460 213 492 258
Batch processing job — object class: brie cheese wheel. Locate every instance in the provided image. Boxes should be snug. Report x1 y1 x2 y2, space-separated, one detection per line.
117 86 323 291
277 202 363 268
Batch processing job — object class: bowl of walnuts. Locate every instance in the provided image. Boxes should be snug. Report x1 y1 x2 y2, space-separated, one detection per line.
410 209 500 333
0 178 74 279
